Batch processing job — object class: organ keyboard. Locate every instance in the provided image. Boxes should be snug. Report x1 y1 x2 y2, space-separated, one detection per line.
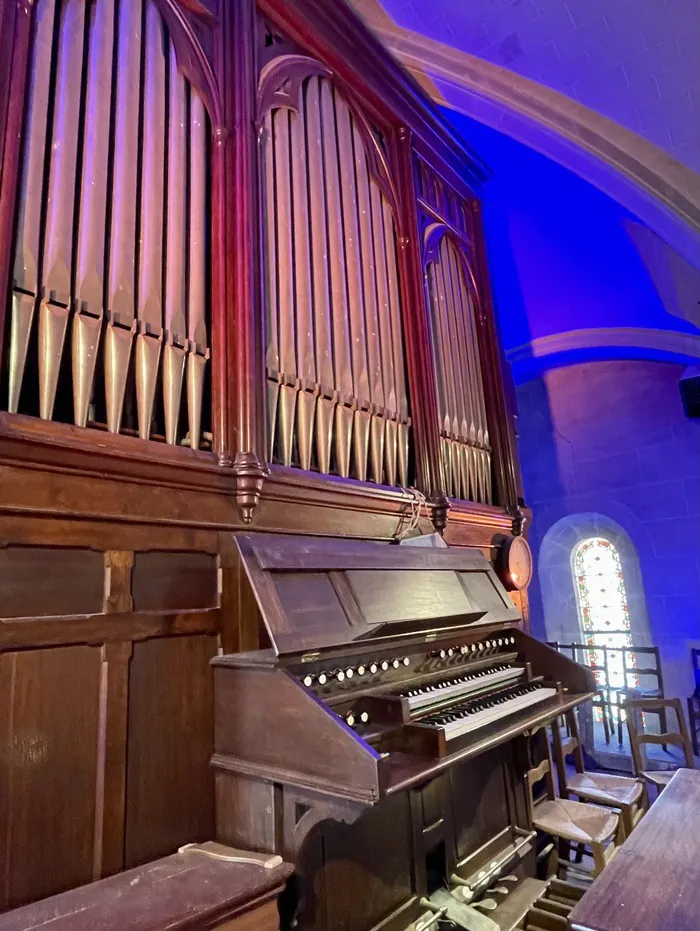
212 533 596 931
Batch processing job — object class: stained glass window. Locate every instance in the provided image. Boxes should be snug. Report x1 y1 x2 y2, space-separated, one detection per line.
573 537 637 718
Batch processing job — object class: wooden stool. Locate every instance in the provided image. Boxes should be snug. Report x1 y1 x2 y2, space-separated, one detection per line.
525 733 622 878
551 709 645 839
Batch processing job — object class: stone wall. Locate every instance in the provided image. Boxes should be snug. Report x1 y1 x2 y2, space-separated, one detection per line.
518 358 700 698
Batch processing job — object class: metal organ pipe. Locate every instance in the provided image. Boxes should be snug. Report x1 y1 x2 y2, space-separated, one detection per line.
187 94 209 454
73 0 115 428
39 0 86 421
9 0 56 414
353 125 385 486
319 79 354 480
136 0 167 441
106 0 142 435
163 45 188 446
304 78 334 476
289 102 316 472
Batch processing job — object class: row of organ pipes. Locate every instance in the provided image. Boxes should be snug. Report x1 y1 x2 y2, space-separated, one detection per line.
426 234 492 504
262 75 410 487
9 0 210 448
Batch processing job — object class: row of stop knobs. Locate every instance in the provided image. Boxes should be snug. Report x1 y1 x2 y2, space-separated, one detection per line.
303 656 411 687
430 636 516 660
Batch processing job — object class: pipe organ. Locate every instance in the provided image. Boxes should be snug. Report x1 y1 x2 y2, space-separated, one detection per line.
6 0 212 448
417 155 492 506
261 68 410 487
0 0 534 926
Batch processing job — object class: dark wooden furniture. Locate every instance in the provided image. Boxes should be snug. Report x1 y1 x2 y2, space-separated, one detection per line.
569 768 700 931
213 533 596 931
551 709 644 839
624 697 694 795
0 0 530 918
0 844 293 931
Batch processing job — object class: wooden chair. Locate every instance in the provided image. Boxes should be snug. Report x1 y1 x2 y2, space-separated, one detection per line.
551 708 645 839
525 731 622 878
614 646 665 746
624 696 695 796
550 642 611 743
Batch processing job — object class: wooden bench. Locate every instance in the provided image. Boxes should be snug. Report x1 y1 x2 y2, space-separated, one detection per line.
0 844 293 931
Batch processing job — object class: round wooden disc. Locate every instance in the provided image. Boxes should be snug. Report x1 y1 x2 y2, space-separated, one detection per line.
498 536 533 592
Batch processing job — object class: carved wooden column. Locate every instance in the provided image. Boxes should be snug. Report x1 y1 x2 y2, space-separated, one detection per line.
216 0 267 520
0 0 33 362
393 127 448 527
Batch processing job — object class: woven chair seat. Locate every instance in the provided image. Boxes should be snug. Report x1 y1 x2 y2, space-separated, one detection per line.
568 772 643 807
533 798 618 845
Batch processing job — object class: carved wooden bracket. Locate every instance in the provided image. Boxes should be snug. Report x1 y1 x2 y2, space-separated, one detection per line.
257 52 400 217
152 0 223 131
232 451 269 523
430 491 451 533
257 53 332 121
281 786 366 863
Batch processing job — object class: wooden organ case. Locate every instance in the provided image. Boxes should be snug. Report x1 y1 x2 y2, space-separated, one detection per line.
0 0 553 923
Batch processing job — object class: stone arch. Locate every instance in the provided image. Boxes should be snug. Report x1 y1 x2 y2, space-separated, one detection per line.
538 512 651 649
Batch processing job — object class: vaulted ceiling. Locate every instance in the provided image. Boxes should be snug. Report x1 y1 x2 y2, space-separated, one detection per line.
350 0 700 381
370 0 700 173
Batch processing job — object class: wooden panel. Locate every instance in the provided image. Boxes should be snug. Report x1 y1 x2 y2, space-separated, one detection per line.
273 573 352 638
458 570 517 622
449 746 513 861
215 771 280 855
131 551 218 612
215 899 281 931
124 635 217 867
0 547 103 617
309 792 413 931
0 645 102 909
347 568 474 624
247 532 489 572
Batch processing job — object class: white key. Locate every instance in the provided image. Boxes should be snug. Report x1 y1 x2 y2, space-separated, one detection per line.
406 666 523 711
442 687 558 741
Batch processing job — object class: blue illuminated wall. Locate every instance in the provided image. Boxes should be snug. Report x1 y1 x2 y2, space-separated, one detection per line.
443 109 700 698
518 360 700 698
442 110 699 380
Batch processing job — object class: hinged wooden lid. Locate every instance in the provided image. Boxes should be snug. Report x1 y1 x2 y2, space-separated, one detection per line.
232 533 521 656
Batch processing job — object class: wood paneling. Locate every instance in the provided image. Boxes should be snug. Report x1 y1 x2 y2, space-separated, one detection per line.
0 547 103 617
132 552 218 612
0 646 102 909
124 635 218 867
450 747 513 861
309 793 413 931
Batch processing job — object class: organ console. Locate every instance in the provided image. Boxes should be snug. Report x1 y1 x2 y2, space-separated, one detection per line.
212 533 596 931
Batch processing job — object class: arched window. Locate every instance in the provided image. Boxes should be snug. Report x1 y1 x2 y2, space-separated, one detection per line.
573 537 638 713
